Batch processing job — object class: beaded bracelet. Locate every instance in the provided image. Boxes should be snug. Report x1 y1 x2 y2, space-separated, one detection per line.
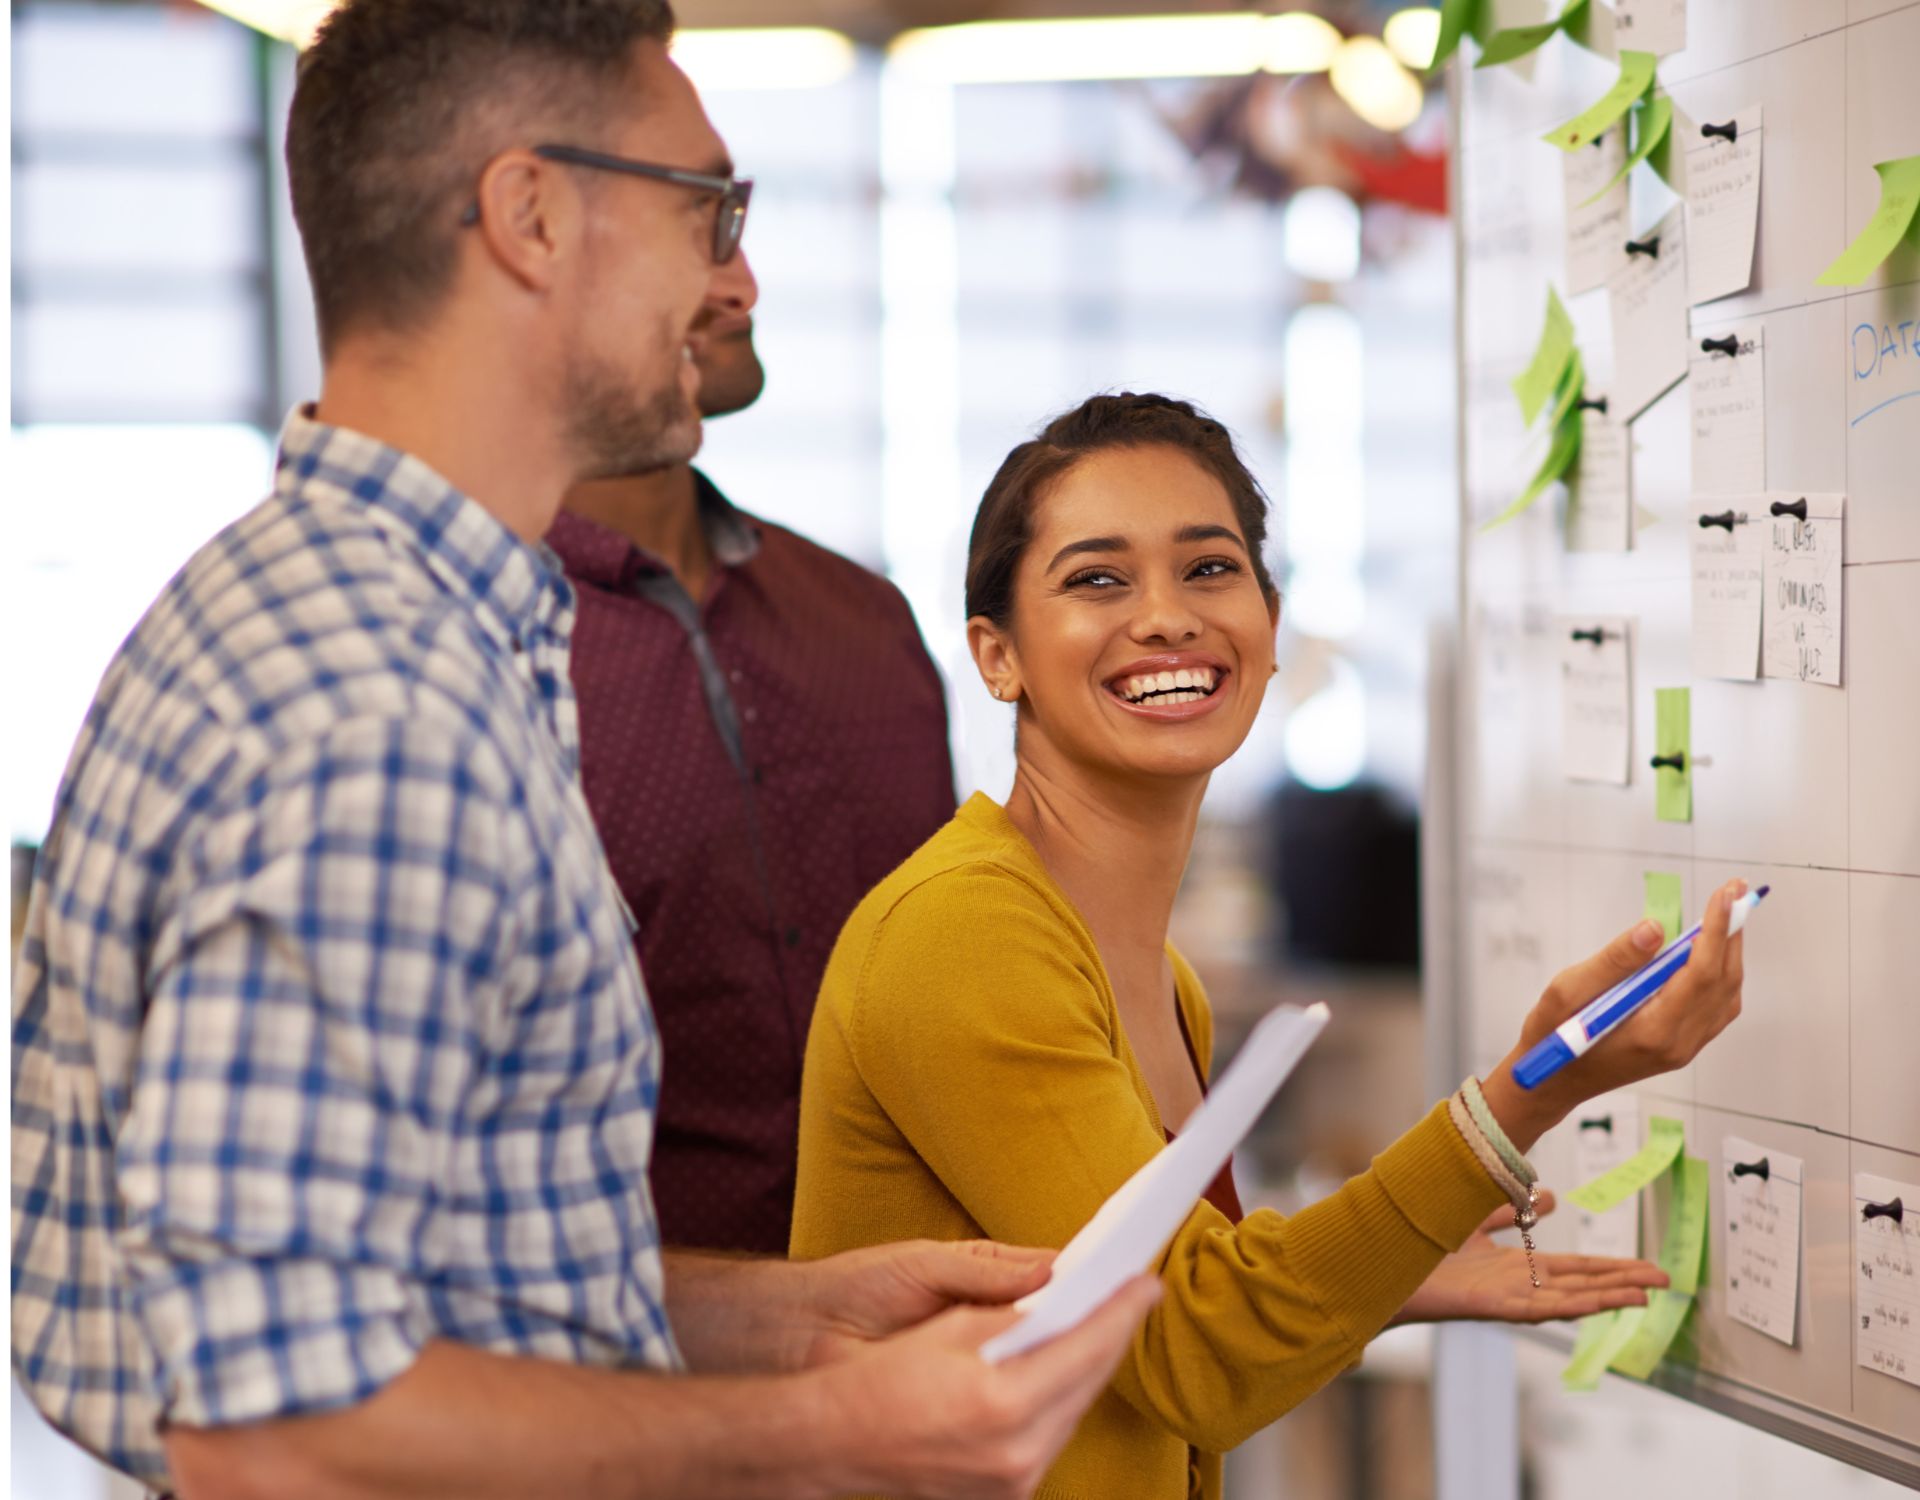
1448 1082 1543 1287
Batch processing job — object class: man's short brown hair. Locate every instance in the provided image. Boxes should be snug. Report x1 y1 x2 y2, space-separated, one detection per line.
288 0 676 356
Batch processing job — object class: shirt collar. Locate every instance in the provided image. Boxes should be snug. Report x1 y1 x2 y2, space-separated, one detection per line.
545 468 761 590
273 405 571 655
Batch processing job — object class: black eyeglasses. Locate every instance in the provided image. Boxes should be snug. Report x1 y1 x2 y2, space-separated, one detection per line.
459 143 754 265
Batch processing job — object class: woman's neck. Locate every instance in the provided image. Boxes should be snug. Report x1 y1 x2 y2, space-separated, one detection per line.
1001 747 1206 962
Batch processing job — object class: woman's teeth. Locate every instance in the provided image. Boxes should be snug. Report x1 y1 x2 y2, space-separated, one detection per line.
1119 668 1218 704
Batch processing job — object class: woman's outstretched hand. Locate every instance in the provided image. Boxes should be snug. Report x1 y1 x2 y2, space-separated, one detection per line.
1481 878 1749 1154
1393 1191 1668 1326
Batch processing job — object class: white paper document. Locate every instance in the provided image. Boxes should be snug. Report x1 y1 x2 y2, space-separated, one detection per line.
1690 512 1764 680
1685 105 1762 305
1574 1097 1641 1259
1689 325 1765 496
1761 493 1845 688
1615 0 1686 56
1565 128 1631 296
1722 1134 1802 1346
981 1002 1331 1363
1568 404 1632 552
1854 1173 1920 1390
1609 207 1691 422
1557 616 1632 785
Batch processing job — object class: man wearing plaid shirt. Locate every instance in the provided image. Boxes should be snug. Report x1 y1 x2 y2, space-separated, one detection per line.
9 3 1155 1496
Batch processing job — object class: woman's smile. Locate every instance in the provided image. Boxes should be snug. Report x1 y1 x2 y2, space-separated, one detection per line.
1104 651 1233 720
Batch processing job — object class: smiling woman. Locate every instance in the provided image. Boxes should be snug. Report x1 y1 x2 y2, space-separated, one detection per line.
792 390 1749 1500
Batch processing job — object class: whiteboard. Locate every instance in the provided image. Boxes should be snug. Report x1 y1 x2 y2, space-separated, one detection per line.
1448 0 1920 1479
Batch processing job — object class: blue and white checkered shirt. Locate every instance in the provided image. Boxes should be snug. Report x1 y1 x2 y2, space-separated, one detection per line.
12 411 680 1488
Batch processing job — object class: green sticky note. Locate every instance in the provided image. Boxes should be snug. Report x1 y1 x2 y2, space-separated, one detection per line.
1477 0 1589 68
1580 93 1672 207
1512 286 1577 424
1658 1154 1710 1296
1654 686 1690 822
1480 407 1582 531
1607 1289 1695 1378
1544 49 1658 151
1430 0 1487 70
1548 348 1587 429
1567 1115 1685 1213
1816 155 1920 286
1643 870 1682 943
1563 1308 1632 1389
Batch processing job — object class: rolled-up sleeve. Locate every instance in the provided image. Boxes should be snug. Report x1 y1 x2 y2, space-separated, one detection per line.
114 713 508 1428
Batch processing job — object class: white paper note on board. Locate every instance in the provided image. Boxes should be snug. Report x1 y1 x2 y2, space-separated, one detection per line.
1690 512 1764 679
1854 1173 1920 1390
1557 616 1632 785
1723 1135 1802 1346
1761 494 1845 688
1615 0 1686 57
1684 105 1763 305
1566 128 1632 296
1568 403 1632 552
1610 207 1691 422
1575 1097 1641 1258
1689 325 1765 496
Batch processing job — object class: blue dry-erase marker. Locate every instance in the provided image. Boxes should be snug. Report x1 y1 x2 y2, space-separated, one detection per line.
1512 885 1769 1090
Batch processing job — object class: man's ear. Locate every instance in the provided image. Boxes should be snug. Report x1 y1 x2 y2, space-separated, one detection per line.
967 615 1021 704
471 149 576 294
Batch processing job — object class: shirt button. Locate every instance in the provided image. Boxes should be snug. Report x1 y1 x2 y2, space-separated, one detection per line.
743 707 758 723
785 927 802 949
729 669 743 684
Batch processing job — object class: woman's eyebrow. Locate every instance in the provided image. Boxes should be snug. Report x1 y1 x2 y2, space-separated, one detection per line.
1175 523 1247 552
1045 535 1128 572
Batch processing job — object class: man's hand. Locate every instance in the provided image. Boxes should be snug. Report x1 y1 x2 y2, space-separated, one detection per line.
1393 1191 1668 1325
800 1240 1056 1368
817 1275 1162 1500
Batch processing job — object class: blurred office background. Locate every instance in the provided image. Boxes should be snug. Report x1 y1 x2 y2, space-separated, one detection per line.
4 4 1905 1498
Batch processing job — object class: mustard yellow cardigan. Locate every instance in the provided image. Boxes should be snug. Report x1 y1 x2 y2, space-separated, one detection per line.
792 794 1505 1500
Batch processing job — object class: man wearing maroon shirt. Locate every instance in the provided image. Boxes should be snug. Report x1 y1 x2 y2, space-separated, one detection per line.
551 248 956 1255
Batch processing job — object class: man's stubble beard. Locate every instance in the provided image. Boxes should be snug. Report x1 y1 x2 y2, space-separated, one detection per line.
562 343 704 483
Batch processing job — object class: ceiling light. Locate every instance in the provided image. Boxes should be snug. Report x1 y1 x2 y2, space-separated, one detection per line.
1382 7 1443 70
1264 13 1344 74
1329 36 1426 132
890 14 1267 83
671 29 857 92
195 0 334 48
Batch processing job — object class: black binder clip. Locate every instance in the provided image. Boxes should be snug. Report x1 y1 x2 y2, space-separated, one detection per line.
1697 510 1746 531
1731 1157 1770 1182
1569 626 1608 645
1862 1197 1905 1226
1650 752 1687 772
1769 497 1809 522
1578 1114 1613 1133
1625 234 1661 259
1576 395 1610 415
1701 120 1739 144
1699 335 1740 357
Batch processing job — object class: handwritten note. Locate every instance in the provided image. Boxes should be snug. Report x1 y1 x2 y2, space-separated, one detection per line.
1558 615 1632 785
1723 1135 1802 1346
1609 206 1691 422
1615 0 1685 57
1761 494 1845 688
1689 325 1764 496
1685 105 1763 304
1568 404 1631 552
1689 513 1763 679
1817 155 1920 287
1570 1114 1684 1213
1574 1096 1642 1259
1854 1173 1920 1390
1566 129 1631 295
1588 93 1672 206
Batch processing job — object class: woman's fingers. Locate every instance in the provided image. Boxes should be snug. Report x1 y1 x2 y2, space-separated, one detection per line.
1539 919 1668 1026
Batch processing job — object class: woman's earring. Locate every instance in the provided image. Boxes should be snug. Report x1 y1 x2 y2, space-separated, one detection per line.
990 685 1002 700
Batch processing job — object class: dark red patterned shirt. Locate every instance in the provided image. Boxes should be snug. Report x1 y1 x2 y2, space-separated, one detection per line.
548 476 955 1254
